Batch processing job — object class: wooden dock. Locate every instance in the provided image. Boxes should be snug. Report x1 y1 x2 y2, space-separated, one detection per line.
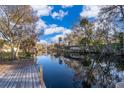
0 62 45 88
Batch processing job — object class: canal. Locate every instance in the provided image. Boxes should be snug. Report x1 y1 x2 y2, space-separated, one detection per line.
37 54 124 88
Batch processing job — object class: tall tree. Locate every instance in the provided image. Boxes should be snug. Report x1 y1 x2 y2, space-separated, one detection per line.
0 5 38 59
79 18 94 50
98 5 124 53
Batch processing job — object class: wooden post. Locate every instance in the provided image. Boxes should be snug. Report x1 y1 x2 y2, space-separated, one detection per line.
39 64 46 88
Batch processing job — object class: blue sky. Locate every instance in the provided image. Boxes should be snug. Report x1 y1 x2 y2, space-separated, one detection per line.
31 5 99 44
41 5 83 28
40 5 83 43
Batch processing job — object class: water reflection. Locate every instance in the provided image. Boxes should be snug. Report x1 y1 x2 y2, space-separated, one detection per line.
65 54 124 88
37 54 124 88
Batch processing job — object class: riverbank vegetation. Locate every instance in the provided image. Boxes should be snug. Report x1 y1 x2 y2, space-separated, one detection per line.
0 5 41 61
53 6 124 58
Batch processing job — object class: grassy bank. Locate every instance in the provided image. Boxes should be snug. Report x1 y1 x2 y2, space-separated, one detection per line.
0 52 33 61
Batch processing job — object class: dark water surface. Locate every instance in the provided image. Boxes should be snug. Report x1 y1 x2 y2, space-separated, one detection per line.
36 55 124 88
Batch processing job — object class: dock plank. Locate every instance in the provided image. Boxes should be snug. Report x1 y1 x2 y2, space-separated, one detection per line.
0 63 45 88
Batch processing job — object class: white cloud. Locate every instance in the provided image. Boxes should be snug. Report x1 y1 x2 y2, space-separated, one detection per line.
80 5 101 18
51 10 68 20
31 5 53 32
46 25 72 43
51 34 64 43
62 5 73 8
44 24 63 35
41 24 72 43
44 24 71 35
37 30 71 44
31 5 53 17
35 19 47 33
36 19 47 29
50 29 71 43
63 29 71 35
38 40 48 44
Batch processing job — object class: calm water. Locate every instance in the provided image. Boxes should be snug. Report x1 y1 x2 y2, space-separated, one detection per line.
36 54 124 88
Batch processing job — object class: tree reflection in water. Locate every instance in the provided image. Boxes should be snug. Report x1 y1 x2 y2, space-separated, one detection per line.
64 54 124 88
